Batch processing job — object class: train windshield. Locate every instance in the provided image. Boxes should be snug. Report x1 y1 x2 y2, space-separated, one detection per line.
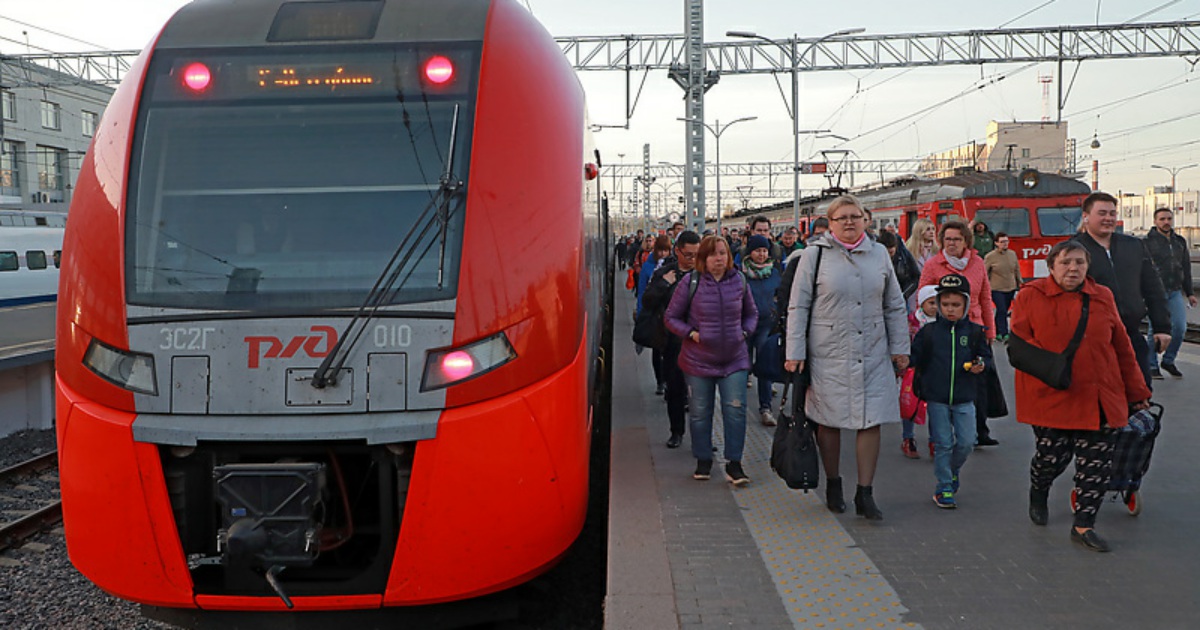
125 46 479 311
974 208 1031 238
1037 206 1083 236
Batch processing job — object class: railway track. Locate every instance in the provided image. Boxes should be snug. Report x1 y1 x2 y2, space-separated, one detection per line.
0 451 62 552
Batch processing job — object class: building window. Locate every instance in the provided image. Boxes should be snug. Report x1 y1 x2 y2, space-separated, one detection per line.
0 141 21 198
82 111 99 137
40 101 61 130
1 90 14 122
1021 148 1031 158
35 145 66 194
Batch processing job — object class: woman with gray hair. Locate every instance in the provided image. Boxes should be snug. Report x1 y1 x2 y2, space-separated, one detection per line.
784 195 910 519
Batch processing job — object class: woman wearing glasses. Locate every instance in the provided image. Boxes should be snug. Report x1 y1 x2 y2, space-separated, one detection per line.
919 220 999 445
784 195 910 519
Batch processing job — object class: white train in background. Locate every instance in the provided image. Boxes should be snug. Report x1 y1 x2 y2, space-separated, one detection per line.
0 211 66 308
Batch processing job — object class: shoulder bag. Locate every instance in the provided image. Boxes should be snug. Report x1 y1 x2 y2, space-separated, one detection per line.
1006 293 1089 390
770 248 823 491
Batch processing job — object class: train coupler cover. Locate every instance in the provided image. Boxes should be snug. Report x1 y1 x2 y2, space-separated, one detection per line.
214 462 325 571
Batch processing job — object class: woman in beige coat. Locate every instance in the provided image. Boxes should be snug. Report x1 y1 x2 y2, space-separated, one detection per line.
784 196 910 519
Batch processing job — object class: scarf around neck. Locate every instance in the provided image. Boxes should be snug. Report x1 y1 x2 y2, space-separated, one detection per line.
944 252 970 271
742 257 775 280
835 232 867 251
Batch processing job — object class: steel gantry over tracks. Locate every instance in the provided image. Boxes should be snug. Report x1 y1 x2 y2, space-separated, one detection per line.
560 21 1200 74
15 20 1200 85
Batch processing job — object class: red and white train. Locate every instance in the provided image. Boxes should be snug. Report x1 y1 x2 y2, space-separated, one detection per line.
56 0 608 623
747 168 1092 278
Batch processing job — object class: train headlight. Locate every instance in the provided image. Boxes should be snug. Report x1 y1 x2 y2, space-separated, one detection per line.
421 333 516 391
83 339 159 396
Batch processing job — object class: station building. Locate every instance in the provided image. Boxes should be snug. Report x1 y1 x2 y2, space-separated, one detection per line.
0 57 113 211
1118 187 1200 247
919 120 1076 178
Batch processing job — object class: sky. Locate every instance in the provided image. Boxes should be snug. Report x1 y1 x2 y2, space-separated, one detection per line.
3 0 1199 214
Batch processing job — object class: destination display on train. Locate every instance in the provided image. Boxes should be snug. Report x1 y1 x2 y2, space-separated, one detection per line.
152 49 478 102
252 64 378 90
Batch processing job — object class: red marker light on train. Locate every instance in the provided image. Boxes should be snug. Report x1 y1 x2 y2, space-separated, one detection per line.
182 62 212 92
424 56 454 84
441 351 475 380
584 163 599 180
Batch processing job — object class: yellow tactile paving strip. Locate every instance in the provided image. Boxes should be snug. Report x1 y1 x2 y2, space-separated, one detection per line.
714 415 921 630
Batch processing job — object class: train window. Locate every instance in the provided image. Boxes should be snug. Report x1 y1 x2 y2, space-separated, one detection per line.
974 208 1030 237
0 251 16 271
25 250 47 270
53 250 61 268
1037 206 1083 236
127 47 479 311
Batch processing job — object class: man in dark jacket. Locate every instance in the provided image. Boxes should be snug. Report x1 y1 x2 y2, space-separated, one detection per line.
642 230 701 448
1071 192 1170 386
1144 208 1197 378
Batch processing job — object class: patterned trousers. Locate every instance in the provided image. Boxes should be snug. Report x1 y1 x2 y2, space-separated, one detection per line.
1030 425 1118 529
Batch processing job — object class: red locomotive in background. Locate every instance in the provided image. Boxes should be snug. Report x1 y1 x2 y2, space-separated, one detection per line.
55 0 609 622
749 168 1091 278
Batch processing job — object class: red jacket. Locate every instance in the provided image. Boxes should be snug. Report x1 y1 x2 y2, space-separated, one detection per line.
1010 277 1151 431
919 252 996 340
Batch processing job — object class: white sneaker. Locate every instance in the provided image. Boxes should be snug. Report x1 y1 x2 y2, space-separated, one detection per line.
760 410 777 427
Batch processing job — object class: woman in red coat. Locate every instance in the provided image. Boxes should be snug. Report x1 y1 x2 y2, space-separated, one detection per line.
1011 240 1151 553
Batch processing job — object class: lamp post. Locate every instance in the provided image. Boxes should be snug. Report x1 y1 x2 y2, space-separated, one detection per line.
1151 163 1197 214
677 116 757 233
727 27 864 229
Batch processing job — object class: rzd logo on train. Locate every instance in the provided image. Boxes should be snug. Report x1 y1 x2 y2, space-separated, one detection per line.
244 326 337 368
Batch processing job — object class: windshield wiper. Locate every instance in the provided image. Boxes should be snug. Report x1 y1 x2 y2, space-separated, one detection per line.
310 105 462 389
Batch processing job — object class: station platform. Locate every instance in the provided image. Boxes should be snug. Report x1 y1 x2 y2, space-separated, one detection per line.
0 303 55 369
605 283 1200 630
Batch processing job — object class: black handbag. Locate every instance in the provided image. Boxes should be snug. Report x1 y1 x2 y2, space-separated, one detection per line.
752 332 785 382
631 305 664 350
771 375 820 491
984 363 1009 418
769 248 823 491
1007 293 1089 390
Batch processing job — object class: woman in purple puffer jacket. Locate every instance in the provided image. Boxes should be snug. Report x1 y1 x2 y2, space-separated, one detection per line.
665 235 758 486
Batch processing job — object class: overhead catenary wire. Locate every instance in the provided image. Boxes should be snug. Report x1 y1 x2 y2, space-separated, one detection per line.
0 14 106 50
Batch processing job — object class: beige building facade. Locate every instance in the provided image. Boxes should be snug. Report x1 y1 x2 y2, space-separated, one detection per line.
921 121 1073 178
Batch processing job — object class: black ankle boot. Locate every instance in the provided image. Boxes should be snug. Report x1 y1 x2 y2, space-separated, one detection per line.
854 485 883 520
825 477 846 513
1029 488 1049 526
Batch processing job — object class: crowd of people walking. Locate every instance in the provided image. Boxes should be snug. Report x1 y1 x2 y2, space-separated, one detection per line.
620 190 1176 552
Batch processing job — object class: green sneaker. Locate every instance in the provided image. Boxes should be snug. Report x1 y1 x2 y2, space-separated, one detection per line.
933 491 957 509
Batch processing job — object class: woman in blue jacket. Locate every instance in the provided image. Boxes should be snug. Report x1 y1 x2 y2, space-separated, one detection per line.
742 234 783 426
665 235 758 486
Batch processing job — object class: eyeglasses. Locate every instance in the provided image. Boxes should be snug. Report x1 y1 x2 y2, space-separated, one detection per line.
830 214 865 223
677 251 697 260
942 236 965 243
